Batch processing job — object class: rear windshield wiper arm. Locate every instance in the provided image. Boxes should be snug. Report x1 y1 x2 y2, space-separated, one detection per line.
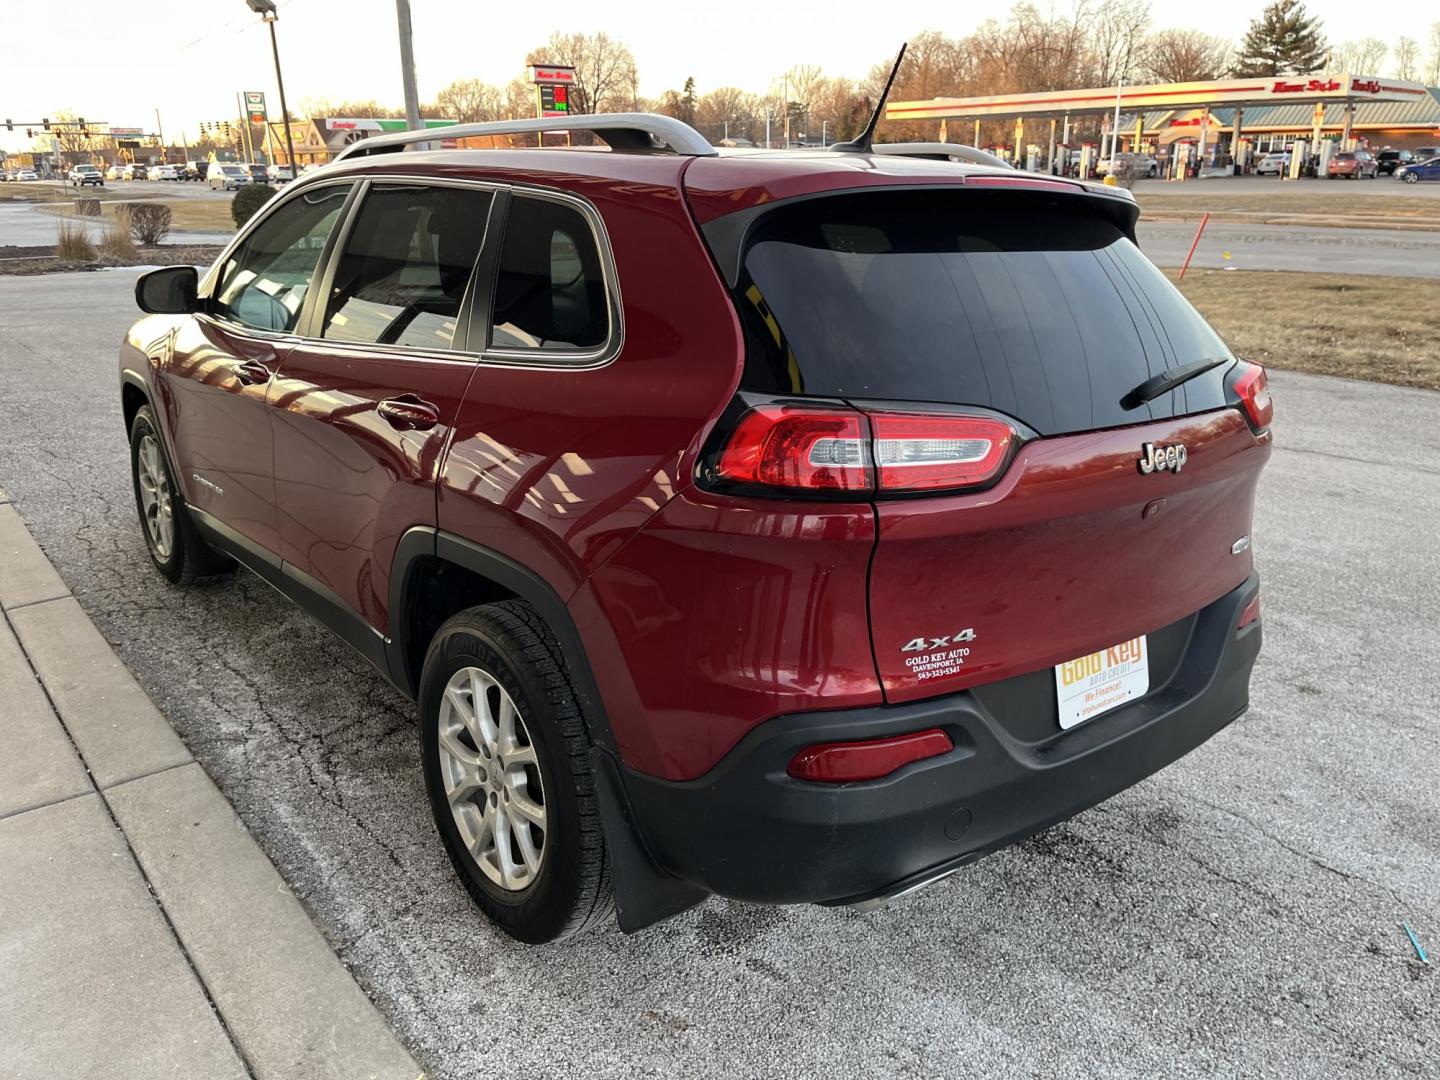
1120 357 1232 411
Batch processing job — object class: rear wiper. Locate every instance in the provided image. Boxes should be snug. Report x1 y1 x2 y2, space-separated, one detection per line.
1120 357 1232 411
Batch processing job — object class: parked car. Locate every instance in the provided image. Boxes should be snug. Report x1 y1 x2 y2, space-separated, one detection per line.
182 161 206 182
1375 149 1413 175
16 169 38 181
1412 146 1440 162
120 115 1272 944
1254 151 1290 176
1327 150 1377 179
150 164 179 181
207 162 250 190
1097 152 1158 178
244 163 269 184
266 163 295 183
69 164 104 187
1396 156 1440 183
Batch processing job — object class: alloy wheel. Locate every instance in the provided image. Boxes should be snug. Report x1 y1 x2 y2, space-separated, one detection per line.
136 433 175 560
437 666 547 892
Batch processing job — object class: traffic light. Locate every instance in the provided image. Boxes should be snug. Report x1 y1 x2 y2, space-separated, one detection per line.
26 129 33 139
4 119 11 132
42 118 50 131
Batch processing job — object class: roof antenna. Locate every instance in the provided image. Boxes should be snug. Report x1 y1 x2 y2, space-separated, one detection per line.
830 42 907 154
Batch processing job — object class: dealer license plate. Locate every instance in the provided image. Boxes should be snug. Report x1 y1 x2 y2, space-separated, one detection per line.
1054 636 1148 730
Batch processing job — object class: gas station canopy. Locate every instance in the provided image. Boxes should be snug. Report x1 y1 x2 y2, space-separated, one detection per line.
888 74 1431 122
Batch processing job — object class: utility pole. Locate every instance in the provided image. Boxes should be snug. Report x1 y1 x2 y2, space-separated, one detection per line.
395 0 422 131
154 108 165 153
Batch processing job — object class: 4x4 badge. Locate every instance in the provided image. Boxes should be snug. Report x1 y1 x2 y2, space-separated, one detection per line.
1137 441 1188 475
901 628 976 653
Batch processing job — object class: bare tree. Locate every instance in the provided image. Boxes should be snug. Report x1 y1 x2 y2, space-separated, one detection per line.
1331 38 1388 74
1392 36 1420 80
1090 0 1153 85
526 32 638 114
433 78 503 123
1428 22 1440 84
503 77 536 121
695 86 756 138
1141 30 1234 82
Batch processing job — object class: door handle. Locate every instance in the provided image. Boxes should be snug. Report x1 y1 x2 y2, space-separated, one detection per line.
232 359 273 385
376 395 440 432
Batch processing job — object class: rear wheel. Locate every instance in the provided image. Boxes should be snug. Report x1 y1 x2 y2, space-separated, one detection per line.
129 406 234 585
419 601 613 943
1404 172 1419 183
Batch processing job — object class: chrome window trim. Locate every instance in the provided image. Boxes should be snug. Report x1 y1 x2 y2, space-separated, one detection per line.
202 171 624 373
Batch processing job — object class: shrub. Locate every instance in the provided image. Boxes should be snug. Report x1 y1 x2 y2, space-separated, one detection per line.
55 218 96 262
231 183 276 227
76 197 102 216
124 202 173 245
98 206 137 260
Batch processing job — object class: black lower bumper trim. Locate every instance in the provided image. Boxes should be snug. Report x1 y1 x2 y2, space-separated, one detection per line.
619 574 1262 907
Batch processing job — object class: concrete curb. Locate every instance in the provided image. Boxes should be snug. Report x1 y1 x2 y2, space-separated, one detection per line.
0 488 424 1080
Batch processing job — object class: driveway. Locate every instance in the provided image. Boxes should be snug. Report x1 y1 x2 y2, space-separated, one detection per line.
1138 220 1440 277
0 271 1434 1079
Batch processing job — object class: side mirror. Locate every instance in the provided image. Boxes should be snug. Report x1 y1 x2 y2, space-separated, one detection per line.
135 265 199 314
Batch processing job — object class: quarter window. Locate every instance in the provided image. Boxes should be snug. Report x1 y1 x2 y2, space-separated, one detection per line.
321 184 494 350
489 195 609 352
213 184 352 333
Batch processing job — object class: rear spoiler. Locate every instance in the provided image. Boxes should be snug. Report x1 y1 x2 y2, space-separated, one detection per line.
700 177 1140 290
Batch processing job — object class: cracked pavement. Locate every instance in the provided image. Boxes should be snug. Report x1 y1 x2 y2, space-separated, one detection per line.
0 271 1435 1079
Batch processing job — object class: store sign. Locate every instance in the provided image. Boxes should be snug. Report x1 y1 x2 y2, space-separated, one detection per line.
1271 78 1341 94
109 126 144 136
245 91 267 125
529 65 577 85
1350 79 1382 94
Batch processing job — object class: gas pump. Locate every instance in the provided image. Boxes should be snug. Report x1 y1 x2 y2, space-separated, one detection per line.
1078 143 1095 179
1315 139 1337 179
1025 144 1041 172
1172 143 1191 181
1287 140 1307 180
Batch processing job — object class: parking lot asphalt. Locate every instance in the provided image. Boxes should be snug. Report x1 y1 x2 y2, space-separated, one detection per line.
1136 220 1440 278
0 271 1435 1079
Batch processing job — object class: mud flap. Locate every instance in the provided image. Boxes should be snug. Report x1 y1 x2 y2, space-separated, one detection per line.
592 748 710 933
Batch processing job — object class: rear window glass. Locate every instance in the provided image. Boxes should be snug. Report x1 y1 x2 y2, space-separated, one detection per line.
733 190 1234 435
488 195 608 352
321 183 493 350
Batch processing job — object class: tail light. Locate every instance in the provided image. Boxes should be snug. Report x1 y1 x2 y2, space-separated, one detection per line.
870 413 1014 492
714 404 872 493
787 728 954 783
710 403 1018 497
1233 362 1273 430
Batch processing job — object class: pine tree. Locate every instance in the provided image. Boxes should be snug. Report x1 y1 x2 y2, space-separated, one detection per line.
1233 0 1329 76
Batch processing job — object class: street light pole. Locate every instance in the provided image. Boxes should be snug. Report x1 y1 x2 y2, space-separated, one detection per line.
246 0 298 175
1110 77 1125 162
394 0 422 131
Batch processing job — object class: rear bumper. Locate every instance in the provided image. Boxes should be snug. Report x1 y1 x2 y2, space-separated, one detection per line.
620 573 1261 907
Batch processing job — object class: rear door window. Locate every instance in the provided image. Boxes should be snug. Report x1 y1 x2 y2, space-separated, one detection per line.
320 183 494 350
487 194 610 353
732 190 1234 435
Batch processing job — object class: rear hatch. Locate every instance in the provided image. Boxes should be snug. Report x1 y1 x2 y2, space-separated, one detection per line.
700 184 1271 706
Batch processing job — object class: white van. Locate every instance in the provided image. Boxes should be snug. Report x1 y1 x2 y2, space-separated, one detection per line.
207 162 251 191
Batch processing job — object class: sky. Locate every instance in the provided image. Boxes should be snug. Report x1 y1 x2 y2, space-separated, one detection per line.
0 0 1432 152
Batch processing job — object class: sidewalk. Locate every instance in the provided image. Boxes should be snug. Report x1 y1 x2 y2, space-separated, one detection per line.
0 487 424 1080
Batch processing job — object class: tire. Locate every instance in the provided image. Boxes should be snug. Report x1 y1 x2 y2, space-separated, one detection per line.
1404 172 1418 183
419 600 613 944
128 405 235 585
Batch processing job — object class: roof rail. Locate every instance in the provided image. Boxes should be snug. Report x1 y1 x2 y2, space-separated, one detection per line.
332 112 716 162
870 143 1015 170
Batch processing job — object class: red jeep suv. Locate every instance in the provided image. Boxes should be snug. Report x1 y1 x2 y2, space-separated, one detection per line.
119 114 1271 943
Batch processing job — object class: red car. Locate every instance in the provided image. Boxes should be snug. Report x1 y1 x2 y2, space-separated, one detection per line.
120 113 1271 943
1328 150 1378 178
